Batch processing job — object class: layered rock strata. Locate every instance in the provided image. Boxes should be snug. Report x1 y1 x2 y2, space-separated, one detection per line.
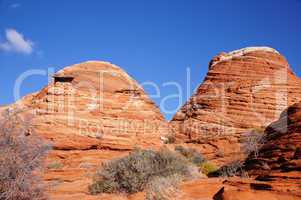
7 61 168 150
1 61 170 200
171 47 301 163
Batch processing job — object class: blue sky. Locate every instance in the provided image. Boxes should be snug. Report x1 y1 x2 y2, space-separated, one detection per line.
0 0 300 120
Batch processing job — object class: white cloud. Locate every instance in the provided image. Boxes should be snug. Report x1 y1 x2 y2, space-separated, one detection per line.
0 29 34 55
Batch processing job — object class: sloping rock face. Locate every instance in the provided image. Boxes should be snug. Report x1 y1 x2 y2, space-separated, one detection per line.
2 61 168 200
245 101 301 174
10 61 168 150
210 176 301 200
171 47 301 164
240 102 301 200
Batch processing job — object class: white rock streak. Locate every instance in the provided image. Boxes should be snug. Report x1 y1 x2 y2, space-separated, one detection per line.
211 47 280 67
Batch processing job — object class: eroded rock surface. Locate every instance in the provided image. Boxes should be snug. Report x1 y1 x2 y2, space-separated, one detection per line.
2 50 300 200
8 61 168 150
2 61 168 200
245 101 301 175
171 47 301 164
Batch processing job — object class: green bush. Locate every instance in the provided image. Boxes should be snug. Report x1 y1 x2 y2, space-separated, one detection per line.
199 161 218 175
89 148 197 194
175 146 206 165
47 161 63 169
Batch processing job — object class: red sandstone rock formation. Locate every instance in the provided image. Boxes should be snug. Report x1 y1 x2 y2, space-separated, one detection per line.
6 61 168 150
171 47 301 164
221 102 301 200
245 101 301 175
2 50 300 200
1 61 168 199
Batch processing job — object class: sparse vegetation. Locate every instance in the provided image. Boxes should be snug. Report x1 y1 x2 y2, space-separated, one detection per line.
146 174 182 200
47 161 63 170
163 134 176 144
199 161 218 175
175 146 206 165
241 128 266 158
0 109 50 200
208 160 250 178
89 148 198 195
217 160 246 177
79 162 93 169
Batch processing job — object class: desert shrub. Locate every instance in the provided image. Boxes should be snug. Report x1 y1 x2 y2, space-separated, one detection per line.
199 161 218 175
146 174 182 200
175 146 206 165
252 127 266 133
89 148 198 194
217 160 245 177
0 109 50 200
209 160 250 178
241 129 266 158
163 134 176 144
47 161 63 170
79 162 93 169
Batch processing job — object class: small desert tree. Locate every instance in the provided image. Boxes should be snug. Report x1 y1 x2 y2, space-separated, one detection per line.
241 129 266 158
0 108 50 200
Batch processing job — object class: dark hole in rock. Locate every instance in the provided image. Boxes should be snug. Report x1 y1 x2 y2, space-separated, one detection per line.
115 89 141 96
250 183 272 191
255 175 275 182
54 76 74 83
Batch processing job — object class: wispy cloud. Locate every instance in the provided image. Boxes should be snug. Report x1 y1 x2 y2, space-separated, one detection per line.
0 29 34 55
10 3 21 8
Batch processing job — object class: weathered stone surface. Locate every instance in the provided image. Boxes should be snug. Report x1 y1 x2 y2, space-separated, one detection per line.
2 50 301 200
44 149 130 200
7 61 168 150
245 101 301 175
212 175 301 200
2 61 168 200
44 175 301 200
171 47 301 164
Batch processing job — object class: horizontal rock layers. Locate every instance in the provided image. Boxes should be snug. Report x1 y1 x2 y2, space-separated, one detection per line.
171 47 301 164
6 61 168 150
1 61 170 200
2 48 300 199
